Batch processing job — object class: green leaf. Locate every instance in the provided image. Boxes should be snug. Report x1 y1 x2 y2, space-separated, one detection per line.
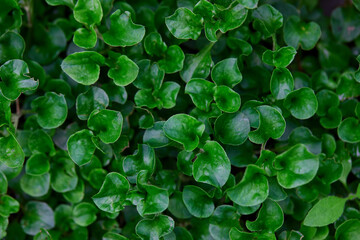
0 59 38 101
331 7 360 42
185 79 215 111
193 141 230 188
227 165 269 206
262 46 297 68
270 67 294 100
143 32 167 57
229 228 276 240
274 144 319 188
156 81 181 109
211 58 242 87
143 121 171 148
284 16 321 50
25 153 50 176
0 171 7 194
214 112 250 145
103 10 145 47
108 55 139 86
51 156 78 193
135 215 175 240
284 87 318 120
180 45 213 83
45 0 75 8
163 114 205 151
73 27 97 49
137 184 169 216
0 0 22 37
92 172 130 213
74 0 103 25
20 201 54 236
0 31 25 65
87 109 123 144
209 205 240 240
338 118 360 143
214 85 241 113
158 45 185 74
165 8 203 40
252 4 283 38
34 228 52 240
0 195 19 217
304 196 347 227
133 59 165 90
248 105 286 144
237 0 258 9
28 129 55 155
335 219 360 240
216 3 248 33
76 86 109 120
246 199 284 233
61 51 105 85
183 185 215 218
73 202 98 227
31 92 67 129
103 232 128 240
122 144 156 181
67 129 96 166
0 131 24 168
20 173 50 197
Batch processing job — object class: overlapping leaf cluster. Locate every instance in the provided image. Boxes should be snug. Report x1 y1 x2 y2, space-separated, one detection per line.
1 0 360 239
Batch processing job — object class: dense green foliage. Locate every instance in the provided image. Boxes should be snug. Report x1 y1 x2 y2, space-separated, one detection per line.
1 0 360 239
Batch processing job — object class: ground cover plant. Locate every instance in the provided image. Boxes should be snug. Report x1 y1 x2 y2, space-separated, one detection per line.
2 0 360 239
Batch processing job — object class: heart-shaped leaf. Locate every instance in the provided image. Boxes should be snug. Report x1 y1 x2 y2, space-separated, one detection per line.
158 45 185 74
25 153 50 176
135 215 175 240
87 109 123 144
209 205 241 240
0 131 24 168
193 141 231 188
211 58 242 87
137 184 169 216
262 46 297 68
143 32 167 57
143 121 171 148
73 202 98 227
185 79 215 111
103 10 145 47
214 85 241 113
165 8 203 40
274 144 319 189
252 4 283 38
107 55 139 87
216 3 248 33
214 112 250 145
0 195 19 218
338 118 360 143
270 67 294 100
0 31 25 65
61 51 105 85
73 27 97 49
31 92 67 129
133 60 164 90
183 185 215 218
67 129 96 166
76 87 109 120
163 114 205 151
73 0 103 25
20 201 54 236
0 59 38 101
248 105 286 144
92 172 130 213
284 87 318 120
284 16 321 50
227 165 269 206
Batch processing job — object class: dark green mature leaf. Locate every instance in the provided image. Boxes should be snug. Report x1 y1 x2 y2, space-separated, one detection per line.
193 141 231 188
274 144 319 188
284 16 321 50
67 130 96 166
123 144 155 180
158 45 185 73
61 51 105 85
338 118 360 143
20 201 55 236
185 79 215 111
331 7 360 42
0 0 22 37
214 112 250 145
45 0 74 8
304 196 347 227
229 228 276 240
76 86 109 120
73 202 98 227
137 184 169 216
227 165 269 206
0 31 25 65
74 0 103 25
73 27 97 49
135 215 175 240
211 58 242 87
246 199 283 233
216 3 248 33
31 92 68 129
252 4 283 38
270 67 294 100
26 153 50 176
87 109 123 144
133 59 164 90
214 85 241 113
335 219 360 240
51 156 78 193
163 114 205 151
0 131 24 168
143 121 170 148
284 87 318 120
0 59 38 101
20 173 50 197
108 55 139 86
183 185 215 218
103 10 145 47
248 105 286 144
165 8 203 40
209 205 240 240
262 46 297 68
0 195 19 217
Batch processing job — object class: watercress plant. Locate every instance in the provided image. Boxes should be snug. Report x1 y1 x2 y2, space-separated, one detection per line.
1 0 360 239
